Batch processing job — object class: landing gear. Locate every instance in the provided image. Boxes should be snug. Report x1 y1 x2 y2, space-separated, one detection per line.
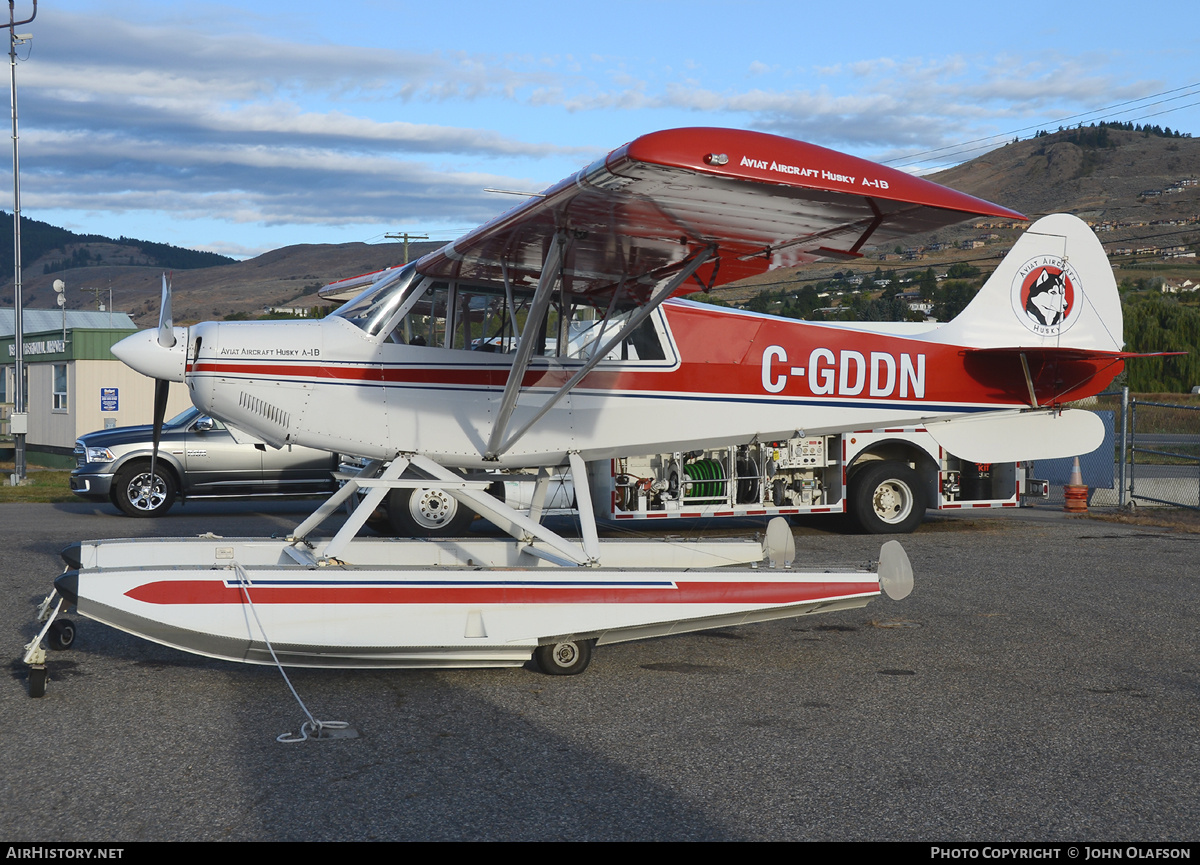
386 486 476 537
534 639 595 676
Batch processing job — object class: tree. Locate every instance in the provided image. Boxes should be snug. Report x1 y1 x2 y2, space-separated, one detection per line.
1123 297 1200 391
919 267 937 300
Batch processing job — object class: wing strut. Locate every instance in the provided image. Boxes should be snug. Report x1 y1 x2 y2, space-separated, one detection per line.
488 244 716 460
484 231 567 460
1019 353 1039 408
739 199 885 263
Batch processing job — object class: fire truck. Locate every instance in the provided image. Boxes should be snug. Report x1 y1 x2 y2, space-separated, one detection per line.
375 428 1048 536
582 428 1045 533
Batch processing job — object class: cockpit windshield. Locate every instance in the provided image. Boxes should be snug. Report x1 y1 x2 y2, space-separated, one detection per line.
330 263 422 336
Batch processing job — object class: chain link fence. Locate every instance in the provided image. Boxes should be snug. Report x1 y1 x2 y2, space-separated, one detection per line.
1044 390 1200 510
1127 398 1200 510
1025 391 1200 510
1031 408 1115 507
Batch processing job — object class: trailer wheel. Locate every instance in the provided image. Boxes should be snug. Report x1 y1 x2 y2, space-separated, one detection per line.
534 639 594 676
849 460 925 534
47 619 76 651
28 666 47 698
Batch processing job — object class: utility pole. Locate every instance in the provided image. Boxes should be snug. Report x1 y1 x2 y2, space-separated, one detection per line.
7 1 35 484
384 231 429 264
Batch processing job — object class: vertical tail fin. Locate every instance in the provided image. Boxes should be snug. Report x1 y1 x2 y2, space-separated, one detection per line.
932 213 1122 352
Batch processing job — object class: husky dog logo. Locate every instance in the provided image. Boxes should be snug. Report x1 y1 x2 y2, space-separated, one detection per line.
1010 256 1081 336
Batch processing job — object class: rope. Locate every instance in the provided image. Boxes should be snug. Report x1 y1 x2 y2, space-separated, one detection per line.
232 562 350 743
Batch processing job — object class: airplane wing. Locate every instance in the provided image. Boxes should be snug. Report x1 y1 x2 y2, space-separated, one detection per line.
414 127 1024 303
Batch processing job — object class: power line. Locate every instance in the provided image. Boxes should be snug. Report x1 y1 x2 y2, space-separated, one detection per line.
885 80 1200 171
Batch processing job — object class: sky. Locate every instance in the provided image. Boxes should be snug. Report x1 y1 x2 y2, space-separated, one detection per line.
4 0 1199 260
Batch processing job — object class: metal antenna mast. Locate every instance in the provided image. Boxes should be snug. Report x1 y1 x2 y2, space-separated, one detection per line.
7 0 35 484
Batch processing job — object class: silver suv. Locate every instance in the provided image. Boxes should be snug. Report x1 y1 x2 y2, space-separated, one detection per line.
71 406 339 516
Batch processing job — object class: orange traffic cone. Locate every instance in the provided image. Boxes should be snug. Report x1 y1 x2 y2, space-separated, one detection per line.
1063 457 1088 513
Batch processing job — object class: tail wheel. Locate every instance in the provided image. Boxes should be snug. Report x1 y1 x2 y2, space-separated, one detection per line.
849 460 925 534
534 639 594 676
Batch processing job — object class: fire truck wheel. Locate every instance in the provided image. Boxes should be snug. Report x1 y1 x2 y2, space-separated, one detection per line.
534 639 594 675
849 460 925 534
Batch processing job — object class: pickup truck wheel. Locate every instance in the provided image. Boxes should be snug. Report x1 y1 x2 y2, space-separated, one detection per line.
849 460 925 534
112 462 177 517
386 486 475 537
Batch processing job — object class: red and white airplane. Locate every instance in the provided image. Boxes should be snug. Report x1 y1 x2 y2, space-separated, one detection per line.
28 128 1129 690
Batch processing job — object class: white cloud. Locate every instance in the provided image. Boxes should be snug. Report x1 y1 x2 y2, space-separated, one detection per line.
8 5 1188 251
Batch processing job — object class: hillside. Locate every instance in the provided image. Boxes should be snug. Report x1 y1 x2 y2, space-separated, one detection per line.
0 211 235 280
6 234 442 328
714 125 1200 301
930 124 1198 223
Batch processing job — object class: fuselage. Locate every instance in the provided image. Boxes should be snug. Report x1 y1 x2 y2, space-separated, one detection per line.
181 298 1117 468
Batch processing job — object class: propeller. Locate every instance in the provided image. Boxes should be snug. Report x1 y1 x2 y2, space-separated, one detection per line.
149 274 175 506
157 273 176 349
110 272 190 519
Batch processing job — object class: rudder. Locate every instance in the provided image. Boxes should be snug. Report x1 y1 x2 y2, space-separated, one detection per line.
932 213 1122 352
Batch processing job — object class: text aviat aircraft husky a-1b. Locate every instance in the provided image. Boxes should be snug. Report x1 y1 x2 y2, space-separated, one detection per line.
26 127 1132 694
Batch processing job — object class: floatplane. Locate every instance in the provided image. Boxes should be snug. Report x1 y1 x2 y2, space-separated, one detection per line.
25 128 1128 695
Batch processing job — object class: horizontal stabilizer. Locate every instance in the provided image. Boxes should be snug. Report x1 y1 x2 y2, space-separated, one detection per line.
923 409 1103 463
960 347 1183 407
964 347 1185 361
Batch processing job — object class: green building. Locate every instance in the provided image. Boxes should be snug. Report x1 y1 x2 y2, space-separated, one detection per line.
2 309 192 467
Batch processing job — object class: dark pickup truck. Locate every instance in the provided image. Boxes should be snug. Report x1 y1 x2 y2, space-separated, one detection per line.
71 406 340 516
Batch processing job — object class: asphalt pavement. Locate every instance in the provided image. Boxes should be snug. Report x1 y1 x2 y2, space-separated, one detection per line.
3 499 1198 841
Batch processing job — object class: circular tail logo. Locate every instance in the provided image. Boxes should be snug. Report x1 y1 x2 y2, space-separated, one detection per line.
1011 257 1081 336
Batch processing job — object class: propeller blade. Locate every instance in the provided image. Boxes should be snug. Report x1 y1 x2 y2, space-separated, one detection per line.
157 273 176 348
150 377 170 490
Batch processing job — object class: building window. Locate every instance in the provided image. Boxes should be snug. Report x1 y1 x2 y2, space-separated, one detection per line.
52 363 68 411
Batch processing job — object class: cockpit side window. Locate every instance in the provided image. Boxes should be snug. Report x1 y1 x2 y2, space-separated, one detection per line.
386 283 451 347
370 274 670 363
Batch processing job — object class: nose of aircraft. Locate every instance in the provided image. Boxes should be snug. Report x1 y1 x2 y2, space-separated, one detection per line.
111 327 189 383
